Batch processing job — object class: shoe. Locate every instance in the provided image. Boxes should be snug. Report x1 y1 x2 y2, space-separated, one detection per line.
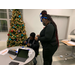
34 63 36 65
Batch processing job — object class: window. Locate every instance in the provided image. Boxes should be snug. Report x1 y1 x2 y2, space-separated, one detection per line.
0 13 7 18
0 20 8 32
0 9 7 32
0 9 7 18
0 9 23 32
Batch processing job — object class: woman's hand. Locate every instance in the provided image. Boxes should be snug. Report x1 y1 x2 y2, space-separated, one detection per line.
27 43 30 46
35 36 38 41
37 35 40 37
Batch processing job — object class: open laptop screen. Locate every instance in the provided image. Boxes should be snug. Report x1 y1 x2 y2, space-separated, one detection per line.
17 49 29 58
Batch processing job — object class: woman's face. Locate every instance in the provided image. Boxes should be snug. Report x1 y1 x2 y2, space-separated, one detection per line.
42 18 50 26
42 18 47 24
30 36 34 40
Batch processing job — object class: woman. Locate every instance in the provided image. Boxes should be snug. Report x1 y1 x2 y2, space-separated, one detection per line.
35 10 59 65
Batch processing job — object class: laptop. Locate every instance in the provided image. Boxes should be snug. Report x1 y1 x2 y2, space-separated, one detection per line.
9 61 19 65
14 48 29 62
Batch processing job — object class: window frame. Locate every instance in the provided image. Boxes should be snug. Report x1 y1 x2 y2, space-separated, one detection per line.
0 9 23 32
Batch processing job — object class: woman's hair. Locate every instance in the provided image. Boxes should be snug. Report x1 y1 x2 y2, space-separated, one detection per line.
41 13 57 27
41 10 55 25
41 10 47 16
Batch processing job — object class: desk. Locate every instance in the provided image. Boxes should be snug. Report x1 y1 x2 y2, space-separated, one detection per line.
0 46 35 65
61 40 75 46
61 40 75 58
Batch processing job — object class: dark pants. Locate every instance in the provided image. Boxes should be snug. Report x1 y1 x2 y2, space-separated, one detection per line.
43 45 58 65
33 57 37 65
33 49 38 65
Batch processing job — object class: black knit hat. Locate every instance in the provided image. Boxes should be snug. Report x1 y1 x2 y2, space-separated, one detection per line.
30 32 35 38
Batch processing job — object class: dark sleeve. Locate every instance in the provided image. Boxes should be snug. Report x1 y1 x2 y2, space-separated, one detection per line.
30 41 39 50
30 41 39 57
38 25 54 42
22 38 29 45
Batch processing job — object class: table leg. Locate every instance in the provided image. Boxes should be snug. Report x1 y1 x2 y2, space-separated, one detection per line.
66 46 75 58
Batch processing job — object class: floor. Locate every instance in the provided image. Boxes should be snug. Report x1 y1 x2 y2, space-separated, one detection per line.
0 42 75 65
36 43 75 65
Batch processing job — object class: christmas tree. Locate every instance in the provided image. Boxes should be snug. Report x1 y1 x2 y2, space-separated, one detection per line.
7 9 27 48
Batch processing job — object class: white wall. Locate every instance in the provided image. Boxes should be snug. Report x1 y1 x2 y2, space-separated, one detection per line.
0 9 74 41
23 9 73 37
0 32 8 41
67 9 75 36
45 9 73 16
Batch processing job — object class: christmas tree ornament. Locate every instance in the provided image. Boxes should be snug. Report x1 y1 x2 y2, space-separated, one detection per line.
22 24 24 26
7 34 10 36
13 27 15 28
10 33 12 36
17 25 19 26
11 30 13 32
18 30 20 32
15 36 16 38
16 33 17 34
21 34 23 36
9 38 11 41
19 15 21 18
25 33 26 35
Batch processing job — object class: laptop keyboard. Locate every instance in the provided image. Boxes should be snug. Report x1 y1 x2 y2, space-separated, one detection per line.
14 57 27 62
